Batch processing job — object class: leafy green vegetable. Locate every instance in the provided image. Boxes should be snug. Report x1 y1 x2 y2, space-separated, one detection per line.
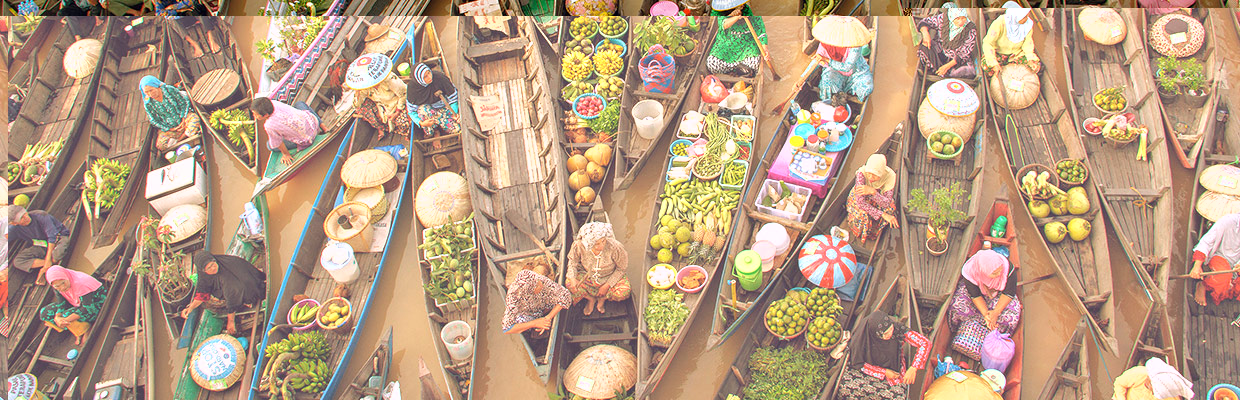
742 346 831 400
644 289 689 345
584 100 620 134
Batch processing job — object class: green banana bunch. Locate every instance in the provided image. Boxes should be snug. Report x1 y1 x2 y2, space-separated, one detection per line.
82 158 133 219
286 358 331 392
288 302 320 325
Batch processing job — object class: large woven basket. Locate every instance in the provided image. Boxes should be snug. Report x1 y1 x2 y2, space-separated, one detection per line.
564 344 637 399
918 98 976 142
989 65 1040 110
159 204 208 244
415 171 472 227
1079 8 1126 45
324 202 375 251
341 149 398 189
1016 163 1059 200
344 186 389 220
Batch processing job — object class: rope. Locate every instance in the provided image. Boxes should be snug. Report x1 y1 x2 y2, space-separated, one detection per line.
1086 317 1114 380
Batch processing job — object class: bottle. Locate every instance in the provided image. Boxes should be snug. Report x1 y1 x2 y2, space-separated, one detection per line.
990 215 1008 238
241 202 263 236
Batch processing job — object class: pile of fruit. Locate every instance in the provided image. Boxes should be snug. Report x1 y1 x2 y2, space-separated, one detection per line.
562 51 593 82
83 158 133 220
594 76 624 99
644 289 690 345
633 17 697 56
1020 169 1066 199
657 178 742 261
562 81 593 103
287 301 320 328
1093 87 1127 112
759 180 808 217
1055 159 1087 184
425 252 476 304
599 16 626 37
575 95 605 118
806 315 843 349
317 300 350 328
928 131 963 157
209 109 257 163
596 39 623 55
258 331 332 396
593 49 623 76
420 214 476 259
567 143 611 206
1031 186 1093 244
565 36 594 56
764 297 810 338
805 287 843 319
7 140 65 187
742 346 831 400
649 214 695 264
720 161 747 188
570 17 598 38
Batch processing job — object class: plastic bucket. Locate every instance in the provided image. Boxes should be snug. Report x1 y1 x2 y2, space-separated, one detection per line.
756 223 791 254
320 240 361 284
633 99 666 140
287 298 321 331
734 250 763 291
441 320 474 361
752 241 777 272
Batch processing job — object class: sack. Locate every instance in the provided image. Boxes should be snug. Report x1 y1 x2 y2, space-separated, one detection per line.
951 319 987 360
933 356 964 380
701 75 728 103
981 330 1015 372
639 45 676 94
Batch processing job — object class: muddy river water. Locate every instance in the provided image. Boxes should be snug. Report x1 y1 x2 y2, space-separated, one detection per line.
19 12 1231 399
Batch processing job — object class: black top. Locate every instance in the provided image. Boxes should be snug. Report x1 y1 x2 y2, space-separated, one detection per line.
194 254 265 313
964 270 1018 299
406 70 457 107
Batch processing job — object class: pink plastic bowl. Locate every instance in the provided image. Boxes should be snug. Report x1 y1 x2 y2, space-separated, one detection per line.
288 298 320 331
676 265 709 293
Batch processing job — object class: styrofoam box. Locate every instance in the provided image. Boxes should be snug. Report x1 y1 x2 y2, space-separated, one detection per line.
146 157 207 215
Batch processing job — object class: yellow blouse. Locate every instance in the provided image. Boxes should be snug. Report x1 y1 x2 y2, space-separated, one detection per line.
1113 366 1176 400
981 19 1039 68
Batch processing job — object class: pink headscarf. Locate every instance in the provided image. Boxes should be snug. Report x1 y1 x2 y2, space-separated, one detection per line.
961 249 1010 293
45 266 102 307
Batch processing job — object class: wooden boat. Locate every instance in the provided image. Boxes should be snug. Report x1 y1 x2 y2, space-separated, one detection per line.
982 8 1117 354
1129 302 1178 370
449 0 554 16
456 16 570 383
6 18 107 209
1180 100 1240 390
343 0 431 16
533 16 564 51
340 327 394 398
919 198 1023 399
820 274 919 398
83 17 164 249
17 241 135 399
1143 9 1222 169
1036 318 1091 400
713 189 890 399
706 17 883 348
902 9 989 317
612 17 717 191
248 119 413 398
79 234 157 400
553 211 639 399
165 18 260 176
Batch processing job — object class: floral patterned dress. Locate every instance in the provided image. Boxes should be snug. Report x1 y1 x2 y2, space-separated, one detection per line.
566 238 631 302
916 12 979 78
501 270 573 332
845 172 895 242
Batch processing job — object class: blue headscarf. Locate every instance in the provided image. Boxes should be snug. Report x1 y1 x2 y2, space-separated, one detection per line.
139 75 190 131
139 75 164 96
943 3 968 41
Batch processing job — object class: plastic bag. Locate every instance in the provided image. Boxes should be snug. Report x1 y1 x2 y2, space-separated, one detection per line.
701 75 728 104
980 330 1015 372
382 381 401 399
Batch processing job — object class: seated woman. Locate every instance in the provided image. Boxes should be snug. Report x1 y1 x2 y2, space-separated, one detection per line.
179 252 266 335
251 96 321 165
837 311 929 400
981 2 1040 76
813 16 874 102
917 4 978 78
845 154 899 245
1188 213 1240 306
706 13 764 77
1113 357 1194 400
39 266 106 345
948 245 1022 358
502 269 572 335
346 54 411 140
141 75 200 152
566 222 632 316
405 63 461 141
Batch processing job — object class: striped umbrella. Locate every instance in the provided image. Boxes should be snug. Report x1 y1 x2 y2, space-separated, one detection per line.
798 234 857 288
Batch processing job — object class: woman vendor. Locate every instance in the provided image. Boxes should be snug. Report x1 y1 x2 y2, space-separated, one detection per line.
981 2 1040 76
405 63 461 140
502 269 573 335
140 75 200 152
1113 358 1194 400
917 4 979 78
40 266 106 345
948 245 1022 355
845 154 898 244
346 53 411 140
705 4 764 78
837 311 930 399
179 252 266 335
1188 213 1240 306
566 222 631 316
814 16 874 102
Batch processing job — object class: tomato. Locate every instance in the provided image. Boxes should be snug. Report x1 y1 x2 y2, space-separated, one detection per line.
833 106 849 123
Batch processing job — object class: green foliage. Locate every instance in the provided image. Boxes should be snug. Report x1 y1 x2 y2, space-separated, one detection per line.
1155 56 1182 95
1179 57 1207 92
1156 56 1210 95
256 39 279 63
741 346 831 400
908 182 968 232
644 289 690 344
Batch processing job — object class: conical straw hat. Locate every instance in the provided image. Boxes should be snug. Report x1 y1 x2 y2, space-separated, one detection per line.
415 171 473 227
563 345 637 399
364 25 406 55
812 16 872 48
64 39 103 79
341 149 398 188
345 53 394 91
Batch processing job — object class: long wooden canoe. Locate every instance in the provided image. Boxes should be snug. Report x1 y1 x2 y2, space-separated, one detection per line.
1181 99 1240 390
1036 317 1091 400
708 17 883 349
456 16 571 383
1129 302 1178 372
821 274 918 398
83 17 163 249
1143 9 1221 170
919 198 1023 400
79 241 157 400
6 18 107 209
340 327 394 399
166 18 260 176
343 0 431 16
982 8 1117 354
612 17 717 191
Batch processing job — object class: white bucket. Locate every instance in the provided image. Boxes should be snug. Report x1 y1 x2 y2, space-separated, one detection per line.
320 240 360 283
441 320 474 361
632 100 666 140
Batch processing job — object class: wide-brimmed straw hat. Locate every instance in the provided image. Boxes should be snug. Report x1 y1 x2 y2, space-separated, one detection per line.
344 53 393 91
564 345 637 399
812 16 873 48
711 0 749 11
64 39 103 79
363 25 405 55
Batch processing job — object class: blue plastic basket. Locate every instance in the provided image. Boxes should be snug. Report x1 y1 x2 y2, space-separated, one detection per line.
595 38 627 58
572 93 606 120
669 139 693 157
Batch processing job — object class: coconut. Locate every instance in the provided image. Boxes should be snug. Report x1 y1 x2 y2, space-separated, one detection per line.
567 154 589 173
569 170 591 191
585 143 612 166
1048 194 1069 216
1028 200 1050 218
1068 218 1091 241
575 187 597 205
1067 188 1090 215
1044 222 1067 244
585 162 605 183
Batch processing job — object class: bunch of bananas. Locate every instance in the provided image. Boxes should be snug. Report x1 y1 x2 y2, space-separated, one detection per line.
285 358 331 393
260 331 333 397
9 140 65 186
264 331 330 361
209 109 257 163
288 302 320 326
83 158 132 220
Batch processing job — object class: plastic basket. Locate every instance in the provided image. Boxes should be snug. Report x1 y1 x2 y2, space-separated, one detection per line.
927 131 965 160
572 93 606 120
731 115 756 141
595 37 627 58
670 139 693 157
720 160 749 191
598 17 629 39
287 298 320 331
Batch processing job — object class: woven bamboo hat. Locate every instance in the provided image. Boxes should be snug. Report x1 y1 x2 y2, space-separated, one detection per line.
415 171 473 228
159 204 208 244
345 53 393 91
363 25 406 55
989 64 1040 110
189 334 247 391
1200 164 1240 196
1149 13 1205 58
1079 8 1126 45
812 16 872 48
563 345 637 399
1196 191 1240 223
341 149 398 188
64 39 103 79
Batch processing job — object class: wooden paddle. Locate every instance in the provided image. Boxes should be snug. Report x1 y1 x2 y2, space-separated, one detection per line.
744 17 782 81
1170 269 1240 280
769 55 822 116
504 209 563 270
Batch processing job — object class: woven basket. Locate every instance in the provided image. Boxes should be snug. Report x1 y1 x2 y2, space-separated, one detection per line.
345 186 389 220
1079 8 1126 45
918 99 976 142
317 297 354 332
324 202 374 251
159 204 208 244
764 316 809 341
189 334 247 391
341 149 398 188
1092 88 1128 115
1054 158 1089 186
989 65 1040 110
415 171 472 228
1016 164 1059 200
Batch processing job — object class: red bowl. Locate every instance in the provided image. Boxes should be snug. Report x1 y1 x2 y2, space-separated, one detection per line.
675 265 709 293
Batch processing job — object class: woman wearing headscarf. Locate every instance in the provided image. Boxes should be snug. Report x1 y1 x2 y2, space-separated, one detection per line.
566 222 631 316
950 246 1022 334
981 2 1040 76
845 154 898 244
705 13 764 78
405 63 460 140
179 252 265 335
140 75 200 152
502 269 572 335
837 311 930 399
1138 0 1195 15
814 16 874 102
346 54 411 140
1113 357 1194 400
39 266 106 345
1188 213 1240 306
917 4 979 78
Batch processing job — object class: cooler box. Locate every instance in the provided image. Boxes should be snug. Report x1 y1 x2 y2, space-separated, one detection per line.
146 157 207 216
93 379 128 400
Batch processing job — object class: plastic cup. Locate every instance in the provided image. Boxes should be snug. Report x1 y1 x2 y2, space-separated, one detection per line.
797 110 812 124
789 135 805 148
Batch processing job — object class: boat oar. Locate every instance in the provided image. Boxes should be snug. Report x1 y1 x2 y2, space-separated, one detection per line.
769 55 822 116
419 357 447 400
1170 269 1239 280
1017 272 1055 287
744 17 782 81
503 209 564 270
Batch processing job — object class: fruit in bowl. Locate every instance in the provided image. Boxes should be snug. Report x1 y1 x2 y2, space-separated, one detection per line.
575 96 604 118
570 17 598 38
648 264 676 289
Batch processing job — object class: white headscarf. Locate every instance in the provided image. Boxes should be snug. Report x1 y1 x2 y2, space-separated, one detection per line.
1145 357 1194 399
576 222 616 249
1002 1 1033 43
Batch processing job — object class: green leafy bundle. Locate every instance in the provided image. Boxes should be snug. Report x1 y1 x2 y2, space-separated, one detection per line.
644 289 690 345
742 346 831 400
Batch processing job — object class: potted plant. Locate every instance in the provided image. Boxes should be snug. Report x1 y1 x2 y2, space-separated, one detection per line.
134 216 194 306
907 183 968 256
1180 57 1210 108
1154 56 1181 105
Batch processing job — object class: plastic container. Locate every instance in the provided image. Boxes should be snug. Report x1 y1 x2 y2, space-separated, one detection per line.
288 298 322 331
241 201 263 236
650 0 678 15
320 240 361 284
756 223 792 254
752 240 777 272
927 131 965 160
734 250 763 291
719 160 748 191
648 264 677 289
755 179 813 222
669 139 693 157
1209 383 1240 400
317 297 354 332
595 38 627 58
633 99 666 140
665 156 690 182
573 93 606 121
441 320 474 361
731 115 756 141
677 111 706 139
675 265 708 293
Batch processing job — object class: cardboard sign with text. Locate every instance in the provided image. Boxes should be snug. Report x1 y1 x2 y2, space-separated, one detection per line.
470 95 505 133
